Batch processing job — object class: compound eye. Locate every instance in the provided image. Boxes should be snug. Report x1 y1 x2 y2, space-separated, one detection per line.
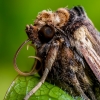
39 25 55 42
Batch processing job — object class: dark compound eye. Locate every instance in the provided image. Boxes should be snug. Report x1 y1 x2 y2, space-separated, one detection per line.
38 25 55 42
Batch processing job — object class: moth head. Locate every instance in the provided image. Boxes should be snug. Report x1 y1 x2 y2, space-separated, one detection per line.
26 8 70 48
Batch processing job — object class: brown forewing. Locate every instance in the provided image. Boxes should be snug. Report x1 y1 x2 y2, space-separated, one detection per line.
73 25 100 82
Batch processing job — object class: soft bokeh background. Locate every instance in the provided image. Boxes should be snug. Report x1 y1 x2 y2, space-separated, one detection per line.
0 0 100 99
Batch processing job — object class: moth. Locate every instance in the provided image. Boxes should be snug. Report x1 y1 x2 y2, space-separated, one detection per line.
14 6 100 100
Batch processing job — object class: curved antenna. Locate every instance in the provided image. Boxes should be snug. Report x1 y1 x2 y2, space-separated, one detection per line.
13 39 41 76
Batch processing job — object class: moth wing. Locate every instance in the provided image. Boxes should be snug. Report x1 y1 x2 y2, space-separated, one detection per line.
73 26 100 82
80 45 100 82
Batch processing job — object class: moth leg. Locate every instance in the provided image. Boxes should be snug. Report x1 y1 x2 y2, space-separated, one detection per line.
76 65 96 100
66 66 90 100
24 41 59 100
58 81 78 96
61 47 89 99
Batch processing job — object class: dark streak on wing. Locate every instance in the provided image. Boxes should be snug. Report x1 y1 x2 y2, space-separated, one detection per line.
80 45 100 82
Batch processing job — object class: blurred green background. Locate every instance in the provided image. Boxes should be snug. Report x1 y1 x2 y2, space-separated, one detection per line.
0 0 100 100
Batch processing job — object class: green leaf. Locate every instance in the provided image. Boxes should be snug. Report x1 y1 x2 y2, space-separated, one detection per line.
4 75 82 100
